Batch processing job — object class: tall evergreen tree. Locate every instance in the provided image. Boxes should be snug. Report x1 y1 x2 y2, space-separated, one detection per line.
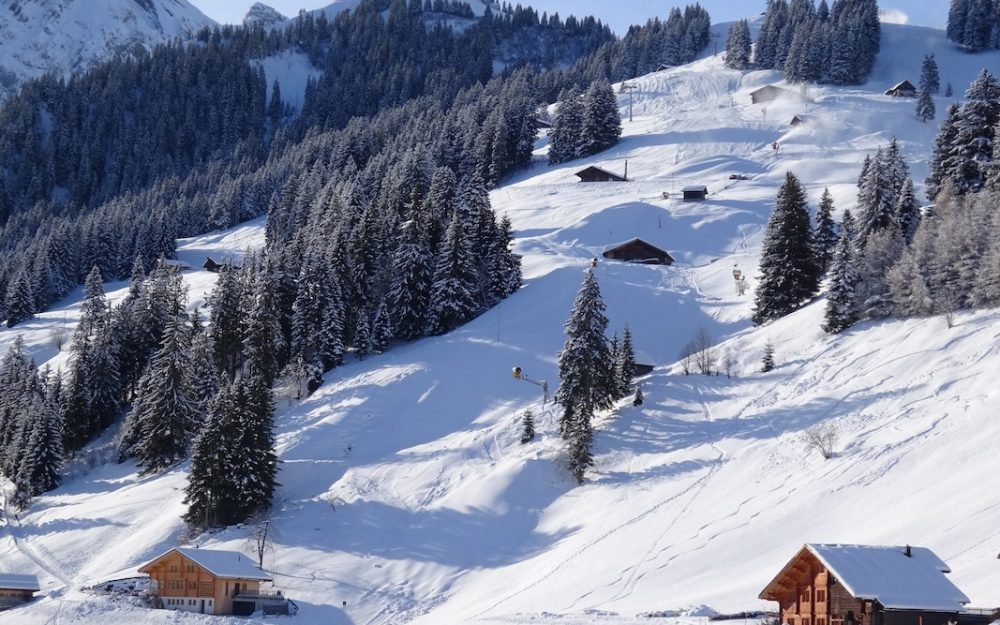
916 87 936 123
425 210 480 335
119 316 198 474
822 230 860 333
555 269 615 483
813 187 838 274
724 19 752 69
548 88 584 164
752 171 820 324
920 54 940 94
580 80 622 156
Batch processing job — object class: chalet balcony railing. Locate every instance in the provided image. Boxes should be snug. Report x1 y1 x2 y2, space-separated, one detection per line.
233 588 286 602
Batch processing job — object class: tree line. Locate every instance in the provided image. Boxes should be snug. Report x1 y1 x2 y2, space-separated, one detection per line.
725 0 881 86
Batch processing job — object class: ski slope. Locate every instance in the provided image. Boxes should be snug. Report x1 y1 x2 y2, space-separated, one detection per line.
3 22 1000 625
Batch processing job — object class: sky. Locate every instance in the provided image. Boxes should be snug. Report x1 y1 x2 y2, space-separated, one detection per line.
192 0 951 33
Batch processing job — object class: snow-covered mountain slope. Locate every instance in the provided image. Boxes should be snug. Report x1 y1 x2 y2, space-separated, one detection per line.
4 22 1000 625
0 0 215 101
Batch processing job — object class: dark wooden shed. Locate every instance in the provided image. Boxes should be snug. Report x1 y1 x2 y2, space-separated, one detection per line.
790 114 806 126
574 165 627 183
204 257 223 273
884 80 916 97
761 544 974 625
602 238 674 265
682 185 708 201
750 84 798 104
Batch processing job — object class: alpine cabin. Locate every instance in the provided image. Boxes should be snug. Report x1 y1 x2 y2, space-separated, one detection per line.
574 165 626 183
139 547 290 616
602 238 674 265
750 85 799 104
760 544 974 625
884 80 916 97
0 574 39 610
682 185 708 201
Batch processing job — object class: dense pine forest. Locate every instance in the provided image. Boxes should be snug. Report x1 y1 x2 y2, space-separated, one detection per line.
0 1 713 522
724 0 881 85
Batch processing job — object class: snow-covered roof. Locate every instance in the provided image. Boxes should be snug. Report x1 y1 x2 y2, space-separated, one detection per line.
0 573 40 591
682 185 708 192
141 548 272 581
808 544 969 611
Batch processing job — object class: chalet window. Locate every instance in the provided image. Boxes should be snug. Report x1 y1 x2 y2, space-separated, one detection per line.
187 564 195 573
169 564 178 573
818 618 827 625
818 590 827 602
804 618 812 625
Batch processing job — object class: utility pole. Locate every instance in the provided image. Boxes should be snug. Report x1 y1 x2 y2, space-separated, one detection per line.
620 82 638 122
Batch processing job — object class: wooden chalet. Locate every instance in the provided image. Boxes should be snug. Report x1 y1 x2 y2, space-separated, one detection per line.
885 80 917 97
536 117 554 129
761 544 974 625
203 257 223 273
682 185 708 201
750 84 799 104
602 238 674 266
790 114 806 126
575 165 627 183
0 574 39 611
139 547 291 616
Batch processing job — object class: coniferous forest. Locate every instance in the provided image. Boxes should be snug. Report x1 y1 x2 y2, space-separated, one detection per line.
0 1 713 521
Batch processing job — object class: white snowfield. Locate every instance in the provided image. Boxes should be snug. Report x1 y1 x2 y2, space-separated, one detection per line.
2 20 1000 625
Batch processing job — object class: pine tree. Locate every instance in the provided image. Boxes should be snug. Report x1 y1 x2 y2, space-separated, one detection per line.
555 269 615 484
945 82 953 97
919 54 940 94
210 265 245 379
725 19 752 69
632 386 643 406
752 172 820 324
813 187 838 274
354 310 372 360
4 267 35 327
520 409 535 444
122 317 198 474
426 210 480 335
916 87 936 123
615 325 636 397
822 231 860 333
549 88 584 164
926 103 962 201
580 80 622 156
387 219 432 340
761 341 776 372
856 148 897 248
895 177 921 245
12 395 63 505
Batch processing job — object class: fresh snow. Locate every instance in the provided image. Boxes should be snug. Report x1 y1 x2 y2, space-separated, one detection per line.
256 52 323 112
0 0 216 101
2 21 1000 625
159 548 272 580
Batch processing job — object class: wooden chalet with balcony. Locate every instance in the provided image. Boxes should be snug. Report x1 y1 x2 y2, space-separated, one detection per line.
0 573 39 611
760 544 974 625
139 547 293 616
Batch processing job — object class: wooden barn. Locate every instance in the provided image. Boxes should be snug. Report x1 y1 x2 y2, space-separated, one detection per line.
750 84 799 104
760 544 974 625
602 238 674 265
203 257 223 273
574 165 627 183
0 574 39 610
885 80 916 97
790 114 806 126
139 547 291 616
682 185 708 201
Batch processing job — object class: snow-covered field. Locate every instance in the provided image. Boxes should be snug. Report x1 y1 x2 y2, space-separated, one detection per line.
3 21 1000 625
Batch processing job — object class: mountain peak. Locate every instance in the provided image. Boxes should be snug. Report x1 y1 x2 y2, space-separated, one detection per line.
0 0 215 101
243 2 288 28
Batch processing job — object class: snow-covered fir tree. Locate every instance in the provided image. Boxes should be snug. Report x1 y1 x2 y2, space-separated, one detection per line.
615 325 637 398
118 316 198 474
556 269 615 483
920 54 940 94
813 187 838 274
549 88 584 164
580 80 622 157
520 409 535 444
916 87 936 123
823 230 860 333
752 171 820 324
425 210 480 335
725 19 752 69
